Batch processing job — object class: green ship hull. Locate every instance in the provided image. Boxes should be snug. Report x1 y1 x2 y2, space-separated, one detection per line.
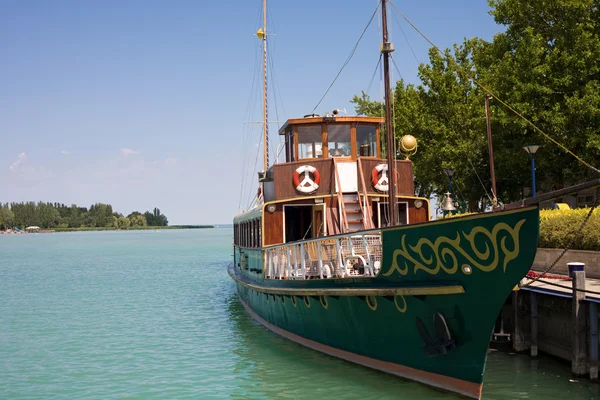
230 206 539 399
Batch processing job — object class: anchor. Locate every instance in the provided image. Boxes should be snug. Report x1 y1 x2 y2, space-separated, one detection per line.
416 312 457 356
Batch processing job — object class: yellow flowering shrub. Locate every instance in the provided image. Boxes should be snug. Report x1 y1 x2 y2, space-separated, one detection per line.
539 208 600 250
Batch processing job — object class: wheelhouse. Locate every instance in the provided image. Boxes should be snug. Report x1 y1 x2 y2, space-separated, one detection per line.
233 113 430 279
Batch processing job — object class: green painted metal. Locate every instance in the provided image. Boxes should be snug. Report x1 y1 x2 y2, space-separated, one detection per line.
230 206 539 394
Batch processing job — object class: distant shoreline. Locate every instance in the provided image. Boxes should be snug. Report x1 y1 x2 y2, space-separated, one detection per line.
1 225 216 234
52 225 215 232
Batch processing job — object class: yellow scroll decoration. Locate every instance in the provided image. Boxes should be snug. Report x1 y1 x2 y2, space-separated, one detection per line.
384 219 526 276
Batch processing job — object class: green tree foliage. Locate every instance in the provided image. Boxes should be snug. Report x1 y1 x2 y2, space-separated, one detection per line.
478 0 600 191
1 202 168 230
129 214 147 227
0 204 15 229
144 207 168 227
115 216 131 229
352 0 600 209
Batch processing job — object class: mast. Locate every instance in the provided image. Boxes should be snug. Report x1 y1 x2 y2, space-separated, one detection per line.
381 0 398 226
485 94 498 206
258 0 269 171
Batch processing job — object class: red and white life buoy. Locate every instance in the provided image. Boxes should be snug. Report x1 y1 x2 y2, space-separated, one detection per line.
371 164 398 192
293 165 321 194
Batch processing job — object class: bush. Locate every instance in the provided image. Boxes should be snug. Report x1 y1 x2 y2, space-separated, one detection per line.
539 208 600 251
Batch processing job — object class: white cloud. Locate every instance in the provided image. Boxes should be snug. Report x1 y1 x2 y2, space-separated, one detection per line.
61 150 72 155
120 148 139 157
9 152 26 171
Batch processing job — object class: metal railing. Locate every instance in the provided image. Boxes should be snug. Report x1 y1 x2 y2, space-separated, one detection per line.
264 231 383 280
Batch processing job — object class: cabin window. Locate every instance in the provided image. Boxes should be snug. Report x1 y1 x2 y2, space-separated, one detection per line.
327 124 351 157
298 125 322 159
357 125 377 157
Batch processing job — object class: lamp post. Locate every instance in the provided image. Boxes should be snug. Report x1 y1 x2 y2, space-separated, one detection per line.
443 169 455 194
523 145 540 196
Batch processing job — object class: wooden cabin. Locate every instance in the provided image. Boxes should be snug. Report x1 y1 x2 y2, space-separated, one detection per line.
234 114 429 249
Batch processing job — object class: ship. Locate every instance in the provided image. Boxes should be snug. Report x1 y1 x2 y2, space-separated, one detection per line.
229 1 540 398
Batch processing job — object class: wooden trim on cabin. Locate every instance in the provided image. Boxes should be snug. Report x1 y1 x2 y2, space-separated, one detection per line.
321 124 328 158
293 126 298 162
279 116 384 135
350 123 357 159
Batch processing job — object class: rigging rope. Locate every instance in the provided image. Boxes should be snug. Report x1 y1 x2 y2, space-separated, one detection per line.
311 2 381 113
239 38 263 211
365 56 382 98
388 0 600 175
388 13 494 207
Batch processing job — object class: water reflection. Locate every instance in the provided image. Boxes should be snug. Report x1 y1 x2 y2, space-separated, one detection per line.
224 288 600 400
223 290 455 400
484 350 600 400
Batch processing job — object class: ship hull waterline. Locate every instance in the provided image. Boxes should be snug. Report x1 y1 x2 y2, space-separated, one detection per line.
230 206 540 399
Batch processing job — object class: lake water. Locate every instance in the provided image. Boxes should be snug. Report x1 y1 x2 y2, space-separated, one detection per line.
1 229 599 399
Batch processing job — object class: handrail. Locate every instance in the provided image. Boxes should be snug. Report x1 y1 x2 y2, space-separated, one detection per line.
332 158 349 233
357 158 376 230
263 230 383 280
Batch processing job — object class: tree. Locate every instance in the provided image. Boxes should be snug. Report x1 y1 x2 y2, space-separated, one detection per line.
68 204 84 228
129 214 147 227
113 216 131 229
476 0 600 193
144 207 168 226
0 207 15 229
88 203 114 227
352 0 600 207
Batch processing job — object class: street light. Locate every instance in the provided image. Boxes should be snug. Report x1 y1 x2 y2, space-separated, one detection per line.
523 145 540 196
443 169 455 194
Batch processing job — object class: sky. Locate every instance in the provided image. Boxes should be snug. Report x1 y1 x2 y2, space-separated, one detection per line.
0 0 504 225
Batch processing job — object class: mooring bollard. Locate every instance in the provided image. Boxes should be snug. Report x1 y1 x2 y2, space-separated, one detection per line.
569 262 587 376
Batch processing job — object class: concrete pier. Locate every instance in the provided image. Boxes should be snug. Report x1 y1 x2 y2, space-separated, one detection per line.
505 262 600 380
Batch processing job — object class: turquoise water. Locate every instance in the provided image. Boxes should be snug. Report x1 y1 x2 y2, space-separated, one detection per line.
1 229 599 399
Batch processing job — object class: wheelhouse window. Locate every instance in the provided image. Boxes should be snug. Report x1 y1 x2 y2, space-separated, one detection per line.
298 125 322 159
327 124 351 157
357 124 377 157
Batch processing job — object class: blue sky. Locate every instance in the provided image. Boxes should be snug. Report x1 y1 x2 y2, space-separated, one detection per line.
0 0 503 224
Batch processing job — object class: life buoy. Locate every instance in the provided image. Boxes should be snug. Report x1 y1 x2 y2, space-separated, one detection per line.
371 164 398 192
293 165 321 194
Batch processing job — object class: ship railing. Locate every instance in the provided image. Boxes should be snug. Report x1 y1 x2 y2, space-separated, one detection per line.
264 231 382 280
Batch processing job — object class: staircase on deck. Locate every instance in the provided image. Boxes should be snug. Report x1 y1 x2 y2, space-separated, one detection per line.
343 194 365 232
332 158 376 235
